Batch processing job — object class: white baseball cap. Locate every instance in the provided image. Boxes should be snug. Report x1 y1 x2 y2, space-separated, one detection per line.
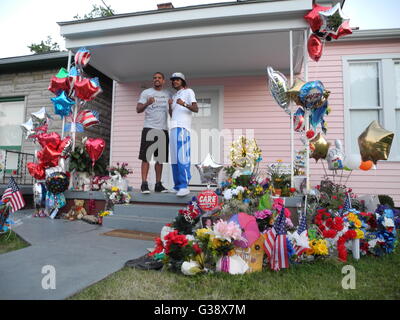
170 72 186 81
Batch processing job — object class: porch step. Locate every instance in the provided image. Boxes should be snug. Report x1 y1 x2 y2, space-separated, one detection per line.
103 203 185 234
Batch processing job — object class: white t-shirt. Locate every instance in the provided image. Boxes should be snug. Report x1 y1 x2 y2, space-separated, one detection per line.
138 88 171 130
170 88 197 130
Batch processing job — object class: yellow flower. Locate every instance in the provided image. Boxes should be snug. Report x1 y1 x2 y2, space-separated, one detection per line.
196 228 210 239
354 220 362 228
111 187 119 192
99 211 111 217
277 159 283 163
355 229 364 239
211 238 224 249
308 239 328 256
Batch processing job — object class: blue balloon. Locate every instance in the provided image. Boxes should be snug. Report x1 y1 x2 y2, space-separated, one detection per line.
51 91 75 118
310 101 328 129
299 80 325 110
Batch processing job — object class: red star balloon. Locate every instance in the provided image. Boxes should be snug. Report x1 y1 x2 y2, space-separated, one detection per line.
304 3 331 33
48 76 70 94
74 78 102 101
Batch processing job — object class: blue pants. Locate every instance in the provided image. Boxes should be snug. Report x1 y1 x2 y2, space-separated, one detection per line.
170 127 191 190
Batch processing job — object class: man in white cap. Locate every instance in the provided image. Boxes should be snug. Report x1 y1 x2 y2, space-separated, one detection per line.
169 72 198 196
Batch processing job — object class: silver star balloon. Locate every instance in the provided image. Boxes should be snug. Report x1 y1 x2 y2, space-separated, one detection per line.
195 153 223 187
267 66 290 115
31 107 51 127
319 3 350 36
21 118 35 139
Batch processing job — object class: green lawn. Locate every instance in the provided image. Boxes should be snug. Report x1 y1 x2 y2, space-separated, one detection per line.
70 248 400 300
0 230 30 254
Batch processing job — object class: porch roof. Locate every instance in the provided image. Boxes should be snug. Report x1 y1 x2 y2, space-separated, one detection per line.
58 0 313 82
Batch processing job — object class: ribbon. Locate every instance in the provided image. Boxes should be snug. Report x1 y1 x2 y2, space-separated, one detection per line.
221 255 230 273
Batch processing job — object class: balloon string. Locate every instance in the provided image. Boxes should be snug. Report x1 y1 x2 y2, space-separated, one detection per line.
321 159 328 179
344 169 353 186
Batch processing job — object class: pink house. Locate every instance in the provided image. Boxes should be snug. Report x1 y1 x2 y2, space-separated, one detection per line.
59 0 400 205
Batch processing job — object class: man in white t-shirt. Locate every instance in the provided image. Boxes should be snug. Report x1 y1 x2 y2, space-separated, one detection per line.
137 72 171 193
169 72 198 197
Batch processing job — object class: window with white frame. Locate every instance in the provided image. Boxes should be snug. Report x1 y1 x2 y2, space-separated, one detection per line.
0 98 25 151
344 55 400 161
0 97 25 172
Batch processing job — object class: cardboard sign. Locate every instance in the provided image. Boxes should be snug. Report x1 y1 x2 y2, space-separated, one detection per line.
234 235 265 273
197 190 219 211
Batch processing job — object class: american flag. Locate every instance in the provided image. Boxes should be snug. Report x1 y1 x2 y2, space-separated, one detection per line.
1 177 25 213
74 48 91 68
263 208 289 271
343 192 352 212
293 212 309 256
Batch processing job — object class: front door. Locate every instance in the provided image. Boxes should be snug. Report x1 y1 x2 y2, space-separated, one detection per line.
189 89 221 188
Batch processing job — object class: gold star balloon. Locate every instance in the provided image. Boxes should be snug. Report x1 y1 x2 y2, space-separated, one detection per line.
309 132 330 162
286 78 306 106
358 120 394 164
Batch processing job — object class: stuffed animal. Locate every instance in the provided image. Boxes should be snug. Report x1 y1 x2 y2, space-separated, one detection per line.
65 199 87 221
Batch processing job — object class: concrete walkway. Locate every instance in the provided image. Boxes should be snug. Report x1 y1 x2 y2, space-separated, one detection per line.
0 209 153 300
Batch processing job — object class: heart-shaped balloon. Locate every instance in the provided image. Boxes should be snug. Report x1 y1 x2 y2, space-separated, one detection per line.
37 145 62 168
27 162 46 180
37 132 62 150
85 137 105 167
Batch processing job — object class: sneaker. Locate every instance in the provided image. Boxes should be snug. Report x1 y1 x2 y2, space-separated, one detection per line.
176 188 190 197
168 188 178 193
141 182 150 194
154 182 168 193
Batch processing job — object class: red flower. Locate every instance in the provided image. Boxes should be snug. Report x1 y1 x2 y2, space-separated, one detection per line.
323 229 337 238
193 243 202 255
149 237 164 256
332 195 337 200
289 187 296 193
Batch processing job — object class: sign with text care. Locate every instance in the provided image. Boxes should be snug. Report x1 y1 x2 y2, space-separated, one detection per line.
197 190 219 211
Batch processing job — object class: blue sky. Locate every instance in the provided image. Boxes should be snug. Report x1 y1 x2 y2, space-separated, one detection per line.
0 0 399 59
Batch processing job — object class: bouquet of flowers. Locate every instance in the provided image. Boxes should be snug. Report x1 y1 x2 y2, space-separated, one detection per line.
107 162 133 178
172 200 201 235
103 186 131 205
229 136 262 173
266 160 291 195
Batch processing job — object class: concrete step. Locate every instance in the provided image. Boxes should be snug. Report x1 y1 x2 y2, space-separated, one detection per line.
103 203 184 234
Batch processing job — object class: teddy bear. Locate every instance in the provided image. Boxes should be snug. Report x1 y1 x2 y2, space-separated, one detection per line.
65 199 87 221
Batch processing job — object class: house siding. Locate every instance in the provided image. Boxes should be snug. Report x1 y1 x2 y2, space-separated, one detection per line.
111 39 400 206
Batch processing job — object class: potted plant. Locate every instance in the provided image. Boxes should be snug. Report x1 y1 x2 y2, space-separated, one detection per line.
267 160 291 196
68 145 107 191
106 162 133 192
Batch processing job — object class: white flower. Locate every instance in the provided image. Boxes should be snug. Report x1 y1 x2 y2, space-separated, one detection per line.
181 261 202 276
186 235 195 242
223 189 232 200
236 186 245 193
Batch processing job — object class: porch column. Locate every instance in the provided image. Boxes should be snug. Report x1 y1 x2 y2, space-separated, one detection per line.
303 28 310 192
289 30 294 188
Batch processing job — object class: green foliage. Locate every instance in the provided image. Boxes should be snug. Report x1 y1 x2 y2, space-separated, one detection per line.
28 36 60 54
69 237 400 300
68 145 107 176
379 195 395 208
223 166 236 179
0 231 30 254
73 3 115 20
